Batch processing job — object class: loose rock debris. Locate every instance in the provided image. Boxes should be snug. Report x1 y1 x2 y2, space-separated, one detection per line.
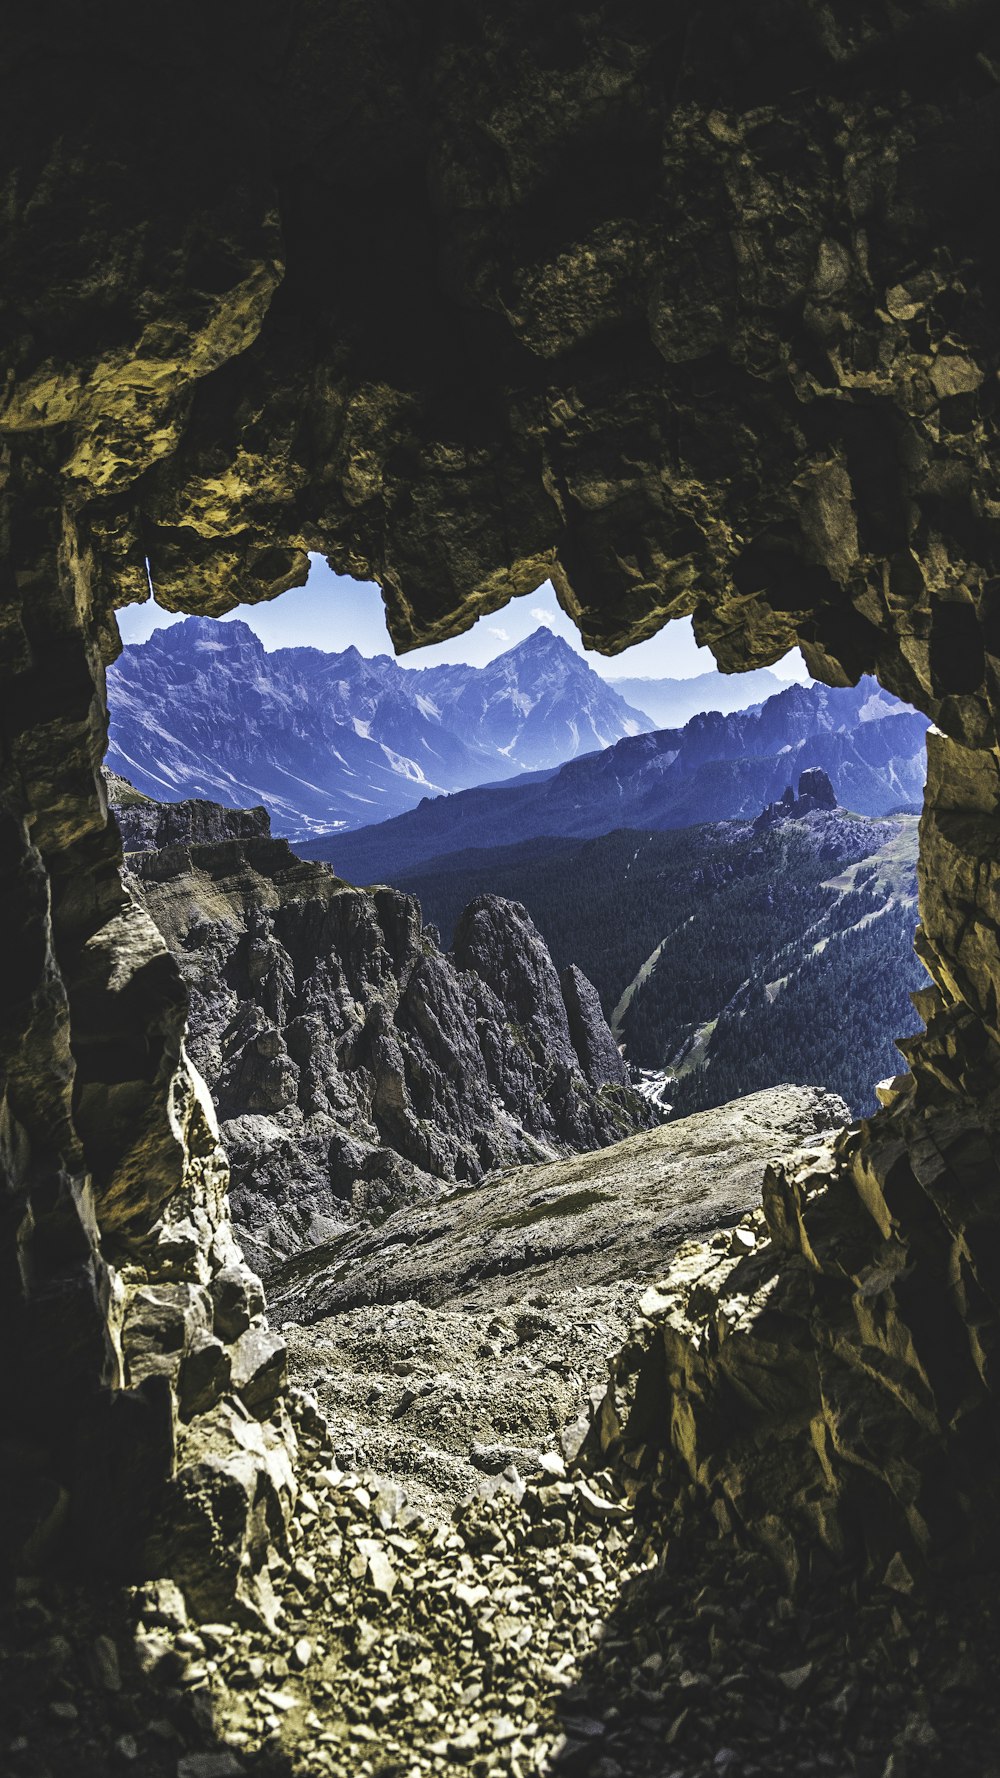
4 1388 1000 1778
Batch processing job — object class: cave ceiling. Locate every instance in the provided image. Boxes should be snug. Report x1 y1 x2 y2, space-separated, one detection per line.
4 0 1000 751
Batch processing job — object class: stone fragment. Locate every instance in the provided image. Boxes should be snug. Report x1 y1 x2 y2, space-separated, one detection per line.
638 1286 674 1319
179 1336 232 1419
883 1552 915 1594
135 1578 189 1631
210 1266 266 1342
930 355 983 399
134 1631 174 1675
176 1757 245 1778
373 1483 404 1528
574 1480 628 1521
88 1633 122 1691
357 1538 397 1599
229 1326 287 1413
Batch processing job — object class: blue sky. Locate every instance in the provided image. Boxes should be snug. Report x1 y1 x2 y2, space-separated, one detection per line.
119 555 808 682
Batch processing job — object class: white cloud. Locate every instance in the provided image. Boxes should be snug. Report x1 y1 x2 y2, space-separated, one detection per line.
530 606 558 630
488 625 510 641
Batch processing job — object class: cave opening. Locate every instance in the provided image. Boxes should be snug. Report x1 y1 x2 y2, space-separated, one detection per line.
7 0 1000 1769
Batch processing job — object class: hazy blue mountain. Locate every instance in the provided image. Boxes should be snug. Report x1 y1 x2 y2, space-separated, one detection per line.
416 627 653 769
304 677 928 882
602 666 786 727
106 619 652 839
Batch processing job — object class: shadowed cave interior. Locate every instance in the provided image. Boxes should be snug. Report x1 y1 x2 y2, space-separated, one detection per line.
4 1 1000 1772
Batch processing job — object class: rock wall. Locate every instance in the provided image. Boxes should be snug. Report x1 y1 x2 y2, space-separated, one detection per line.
2 0 1000 1598
115 788 649 1275
0 583 295 1614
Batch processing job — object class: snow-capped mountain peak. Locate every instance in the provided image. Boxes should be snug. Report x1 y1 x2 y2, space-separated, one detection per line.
107 617 653 839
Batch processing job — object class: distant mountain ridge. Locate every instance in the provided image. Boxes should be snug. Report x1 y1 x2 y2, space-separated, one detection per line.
303 676 929 883
106 618 654 839
604 666 787 727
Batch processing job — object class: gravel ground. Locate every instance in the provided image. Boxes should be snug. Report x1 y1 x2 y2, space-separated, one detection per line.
6 1388 999 1778
16 1084 988 1778
276 1086 848 1515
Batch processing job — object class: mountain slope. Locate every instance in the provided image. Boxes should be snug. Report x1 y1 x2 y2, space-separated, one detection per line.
395 802 926 1119
106 619 652 838
305 676 928 882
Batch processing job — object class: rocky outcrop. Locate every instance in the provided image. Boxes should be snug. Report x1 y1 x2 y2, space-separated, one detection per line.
561 964 630 1089
755 766 839 827
0 775 295 1617
109 775 271 852
115 790 652 1276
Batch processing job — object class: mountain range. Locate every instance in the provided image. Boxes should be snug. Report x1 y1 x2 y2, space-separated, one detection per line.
395 795 925 1120
106 618 655 839
303 677 929 884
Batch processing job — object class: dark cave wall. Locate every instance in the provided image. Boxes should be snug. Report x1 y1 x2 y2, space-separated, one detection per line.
2 0 1000 1592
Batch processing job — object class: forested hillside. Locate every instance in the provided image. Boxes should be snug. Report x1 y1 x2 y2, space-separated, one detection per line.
399 812 926 1117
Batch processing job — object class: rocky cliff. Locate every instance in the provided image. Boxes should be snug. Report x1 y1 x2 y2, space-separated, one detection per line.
114 785 652 1277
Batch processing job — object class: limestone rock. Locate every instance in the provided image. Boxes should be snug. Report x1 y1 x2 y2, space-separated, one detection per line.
797 767 837 810
117 795 652 1274
561 965 629 1089
755 767 840 830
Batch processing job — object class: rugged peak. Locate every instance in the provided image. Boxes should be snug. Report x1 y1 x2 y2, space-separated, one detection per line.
754 765 841 830
454 896 576 1069
560 964 628 1089
511 625 573 657
798 766 837 809
454 895 623 1088
136 615 266 656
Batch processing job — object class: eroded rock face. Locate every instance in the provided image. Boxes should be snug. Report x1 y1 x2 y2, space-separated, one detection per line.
755 765 839 827
3 0 1000 1601
116 792 649 1275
